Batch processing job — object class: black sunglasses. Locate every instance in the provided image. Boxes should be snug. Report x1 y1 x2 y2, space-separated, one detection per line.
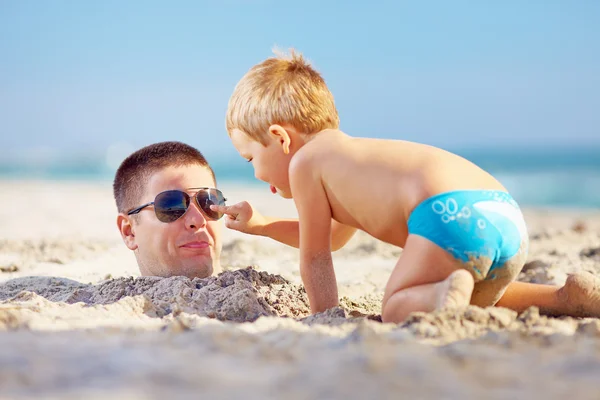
127 188 227 223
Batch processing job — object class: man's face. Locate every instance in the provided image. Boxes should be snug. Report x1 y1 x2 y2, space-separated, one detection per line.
118 164 223 279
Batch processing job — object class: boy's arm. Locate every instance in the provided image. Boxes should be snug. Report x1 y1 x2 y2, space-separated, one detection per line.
261 218 356 251
289 154 339 314
212 202 356 250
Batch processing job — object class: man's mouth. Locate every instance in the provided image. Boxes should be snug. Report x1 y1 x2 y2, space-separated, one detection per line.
180 241 210 249
270 185 277 194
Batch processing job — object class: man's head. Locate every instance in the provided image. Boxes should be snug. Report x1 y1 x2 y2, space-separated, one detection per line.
226 49 339 197
113 141 223 279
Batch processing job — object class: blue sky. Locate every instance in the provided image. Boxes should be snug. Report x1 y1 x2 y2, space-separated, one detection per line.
1 0 599 163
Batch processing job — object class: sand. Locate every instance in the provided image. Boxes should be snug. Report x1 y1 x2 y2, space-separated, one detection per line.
1 179 600 399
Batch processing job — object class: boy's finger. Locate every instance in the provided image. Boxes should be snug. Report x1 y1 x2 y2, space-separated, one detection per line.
223 214 239 225
210 204 240 220
210 204 230 213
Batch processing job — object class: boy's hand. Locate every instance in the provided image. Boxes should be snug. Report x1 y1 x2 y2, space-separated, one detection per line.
210 201 266 235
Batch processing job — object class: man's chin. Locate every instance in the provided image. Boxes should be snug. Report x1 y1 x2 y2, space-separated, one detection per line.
176 262 214 279
140 263 214 280
175 251 217 278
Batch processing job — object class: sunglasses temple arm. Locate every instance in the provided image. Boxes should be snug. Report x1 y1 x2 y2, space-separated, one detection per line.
127 202 154 215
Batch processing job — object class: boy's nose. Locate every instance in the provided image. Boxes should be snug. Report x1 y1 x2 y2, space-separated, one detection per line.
185 202 207 230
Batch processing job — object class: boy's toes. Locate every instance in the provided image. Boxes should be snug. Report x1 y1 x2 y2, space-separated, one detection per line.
437 269 475 310
559 271 600 318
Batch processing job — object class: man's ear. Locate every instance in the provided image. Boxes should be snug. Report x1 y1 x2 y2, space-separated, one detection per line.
268 124 291 154
117 213 138 251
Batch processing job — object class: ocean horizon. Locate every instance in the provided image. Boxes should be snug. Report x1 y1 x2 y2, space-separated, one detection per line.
1 146 599 208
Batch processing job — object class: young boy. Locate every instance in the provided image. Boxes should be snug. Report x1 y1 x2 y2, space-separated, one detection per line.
214 50 600 323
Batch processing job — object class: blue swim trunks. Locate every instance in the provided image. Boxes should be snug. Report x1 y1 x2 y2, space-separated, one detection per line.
407 190 528 281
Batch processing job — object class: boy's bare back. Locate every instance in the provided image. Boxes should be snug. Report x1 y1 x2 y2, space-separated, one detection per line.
299 129 506 247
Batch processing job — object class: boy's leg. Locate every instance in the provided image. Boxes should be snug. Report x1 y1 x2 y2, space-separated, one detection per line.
495 281 559 313
469 239 528 307
496 272 600 318
381 234 475 323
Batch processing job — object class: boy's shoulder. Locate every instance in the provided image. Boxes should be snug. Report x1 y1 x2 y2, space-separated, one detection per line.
296 129 345 158
289 130 342 171
306 128 347 148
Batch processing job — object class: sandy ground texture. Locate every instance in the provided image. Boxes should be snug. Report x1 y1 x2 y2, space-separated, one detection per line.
1 180 600 399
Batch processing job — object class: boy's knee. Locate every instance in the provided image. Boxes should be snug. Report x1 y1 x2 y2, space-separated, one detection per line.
470 241 527 307
470 278 511 307
381 288 412 323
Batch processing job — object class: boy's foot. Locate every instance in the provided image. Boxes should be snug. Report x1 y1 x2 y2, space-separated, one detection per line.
436 269 475 310
556 271 600 318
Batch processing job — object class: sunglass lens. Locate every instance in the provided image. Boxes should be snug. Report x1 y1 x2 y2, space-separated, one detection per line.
154 190 190 222
196 189 226 220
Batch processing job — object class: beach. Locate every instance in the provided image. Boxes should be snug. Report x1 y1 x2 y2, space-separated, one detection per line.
1 179 600 399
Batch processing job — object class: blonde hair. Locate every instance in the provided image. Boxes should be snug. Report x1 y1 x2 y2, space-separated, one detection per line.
226 49 340 145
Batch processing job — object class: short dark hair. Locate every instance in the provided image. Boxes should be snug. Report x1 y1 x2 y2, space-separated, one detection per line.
113 141 216 214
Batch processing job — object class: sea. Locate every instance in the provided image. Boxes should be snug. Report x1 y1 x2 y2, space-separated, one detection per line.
1 147 599 208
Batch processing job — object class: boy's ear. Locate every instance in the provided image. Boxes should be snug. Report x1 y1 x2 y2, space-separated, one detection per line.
268 124 291 154
117 213 138 251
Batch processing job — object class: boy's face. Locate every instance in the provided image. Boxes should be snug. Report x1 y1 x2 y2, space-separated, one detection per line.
230 129 293 198
117 164 223 279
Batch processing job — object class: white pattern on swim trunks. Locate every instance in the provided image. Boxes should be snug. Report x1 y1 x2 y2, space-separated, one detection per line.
446 198 458 214
432 200 445 214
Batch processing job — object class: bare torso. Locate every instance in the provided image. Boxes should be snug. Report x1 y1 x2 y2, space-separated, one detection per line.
304 130 507 247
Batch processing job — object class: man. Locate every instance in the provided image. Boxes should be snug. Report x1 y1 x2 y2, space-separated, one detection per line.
113 141 226 279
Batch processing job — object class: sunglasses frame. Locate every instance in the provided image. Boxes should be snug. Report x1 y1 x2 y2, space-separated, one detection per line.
127 187 227 222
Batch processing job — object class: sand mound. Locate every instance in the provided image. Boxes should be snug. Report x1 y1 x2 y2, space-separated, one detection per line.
0 267 312 323
2 266 595 348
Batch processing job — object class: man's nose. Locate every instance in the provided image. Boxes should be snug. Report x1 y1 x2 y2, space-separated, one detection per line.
184 201 207 230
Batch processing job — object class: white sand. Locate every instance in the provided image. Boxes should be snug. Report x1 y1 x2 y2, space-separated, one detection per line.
1 179 600 399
